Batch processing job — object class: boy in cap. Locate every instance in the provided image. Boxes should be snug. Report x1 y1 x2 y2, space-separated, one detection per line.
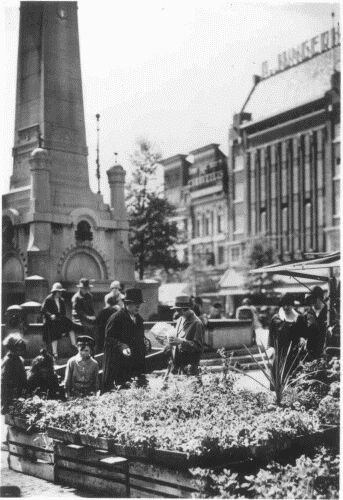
102 288 146 392
64 335 99 398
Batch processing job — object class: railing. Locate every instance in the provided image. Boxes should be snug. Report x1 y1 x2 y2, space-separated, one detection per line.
188 170 223 190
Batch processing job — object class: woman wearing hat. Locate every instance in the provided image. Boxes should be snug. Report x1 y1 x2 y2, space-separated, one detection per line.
102 288 147 392
64 335 99 398
41 283 77 362
267 294 306 385
165 295 204 376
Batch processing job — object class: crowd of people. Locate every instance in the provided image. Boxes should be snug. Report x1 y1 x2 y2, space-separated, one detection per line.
1 278 336 413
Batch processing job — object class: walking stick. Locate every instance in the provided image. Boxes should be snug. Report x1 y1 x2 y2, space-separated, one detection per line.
161 359 173 390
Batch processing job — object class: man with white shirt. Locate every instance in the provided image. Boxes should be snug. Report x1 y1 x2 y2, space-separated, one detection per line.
102 288 146 392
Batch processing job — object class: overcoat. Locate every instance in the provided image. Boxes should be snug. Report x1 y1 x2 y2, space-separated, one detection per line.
170 311 204 375
41 293 73 343
1 352 27 413
302 305 328 359
102 307 146 391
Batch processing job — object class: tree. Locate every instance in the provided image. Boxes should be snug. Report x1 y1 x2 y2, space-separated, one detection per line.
244 240 281 296
127 138 181 280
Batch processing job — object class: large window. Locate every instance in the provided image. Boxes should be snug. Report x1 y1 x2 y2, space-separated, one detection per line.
230 246 241 263
233 181 244 202
217 210 223 234
218 246 225 264
233 212 244 234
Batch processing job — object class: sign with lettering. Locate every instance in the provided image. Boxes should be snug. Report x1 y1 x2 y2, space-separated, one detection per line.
261 24 340 79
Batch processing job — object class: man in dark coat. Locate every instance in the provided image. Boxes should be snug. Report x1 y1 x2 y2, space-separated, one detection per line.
41 282 77 361
303 286 328 359
102 288 146 392
71 278 96 340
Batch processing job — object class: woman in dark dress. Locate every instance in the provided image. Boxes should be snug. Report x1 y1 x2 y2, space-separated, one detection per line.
41 282 77 362
267 294 306 388
1 334 27 414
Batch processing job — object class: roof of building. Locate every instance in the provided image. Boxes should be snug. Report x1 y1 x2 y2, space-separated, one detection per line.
242 48 340 124
159 154 189 167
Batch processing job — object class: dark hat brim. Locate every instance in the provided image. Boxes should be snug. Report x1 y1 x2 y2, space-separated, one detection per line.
76 335 95 345
124 299 145 304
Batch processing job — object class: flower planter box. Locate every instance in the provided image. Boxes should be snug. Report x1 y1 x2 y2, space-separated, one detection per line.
47 426 80 444
5 415 35 433
7 426 55 482
79 433 116 451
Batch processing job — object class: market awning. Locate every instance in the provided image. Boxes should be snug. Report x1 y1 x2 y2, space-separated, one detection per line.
249 252 340 284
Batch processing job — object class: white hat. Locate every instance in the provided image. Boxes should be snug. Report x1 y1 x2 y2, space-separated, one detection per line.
51 282 65 293
110 280 121 289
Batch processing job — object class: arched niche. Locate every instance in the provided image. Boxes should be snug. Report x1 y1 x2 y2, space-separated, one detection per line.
3 255 25 282
62 248 107 282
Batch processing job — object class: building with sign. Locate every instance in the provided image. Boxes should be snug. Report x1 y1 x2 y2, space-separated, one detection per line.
223 28 340 308
161 144 228 289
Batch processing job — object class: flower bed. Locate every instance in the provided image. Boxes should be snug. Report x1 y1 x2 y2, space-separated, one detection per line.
191 446 339 498
7 374 334 466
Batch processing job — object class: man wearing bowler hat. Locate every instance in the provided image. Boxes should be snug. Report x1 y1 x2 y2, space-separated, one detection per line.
165 295 204 376
71 278 97 344
102 288 147 391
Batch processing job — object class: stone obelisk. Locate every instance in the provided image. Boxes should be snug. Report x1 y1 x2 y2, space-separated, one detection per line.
3 1 135 310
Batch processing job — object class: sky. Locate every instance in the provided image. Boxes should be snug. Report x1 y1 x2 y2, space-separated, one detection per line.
1 0 340 205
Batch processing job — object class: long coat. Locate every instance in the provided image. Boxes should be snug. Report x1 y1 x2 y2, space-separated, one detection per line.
303 305 328 359
41 294 73 343
102 308 146 391
1 353 27 414
170 311 204 375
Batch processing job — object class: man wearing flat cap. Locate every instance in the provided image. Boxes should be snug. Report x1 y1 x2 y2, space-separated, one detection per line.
303 286 328 359
71 278 96 343
102 288 147 391
41 282 77 361
165 295 204 376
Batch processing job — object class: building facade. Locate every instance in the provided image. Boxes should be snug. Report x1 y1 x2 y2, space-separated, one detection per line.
161 144 228 287
227 27 340 273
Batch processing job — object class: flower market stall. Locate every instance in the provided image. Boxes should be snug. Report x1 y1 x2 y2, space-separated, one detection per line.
5 366 339 498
